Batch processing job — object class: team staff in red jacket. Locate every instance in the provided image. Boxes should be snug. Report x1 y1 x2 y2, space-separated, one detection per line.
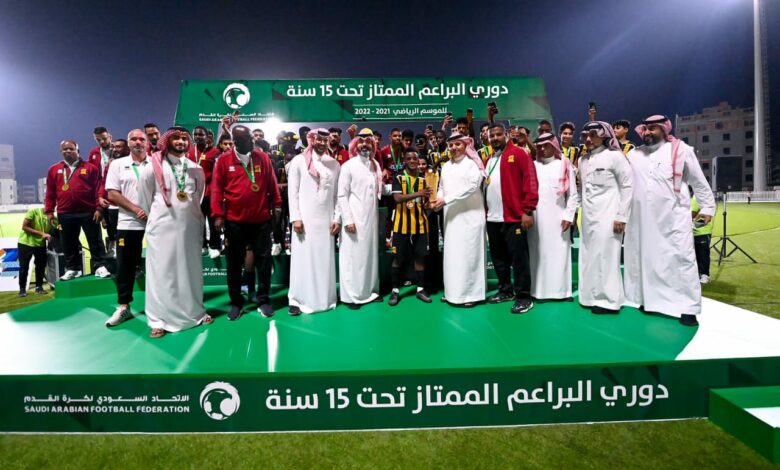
211 125 282 320
189 125 222 257
483 123 538 314
45 140 111 280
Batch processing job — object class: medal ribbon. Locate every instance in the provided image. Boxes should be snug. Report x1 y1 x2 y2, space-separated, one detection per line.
63 160 79 186
239 154 256 184
404 171 417 205
168 157 188 192
486 154 500 179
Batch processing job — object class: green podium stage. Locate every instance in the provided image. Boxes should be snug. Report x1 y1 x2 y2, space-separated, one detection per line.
2 265 780 436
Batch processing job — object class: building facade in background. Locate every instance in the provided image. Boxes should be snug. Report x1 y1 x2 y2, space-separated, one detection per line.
37 177 47 204
0 179 17 205
17 184 38 204
0 144 14 180
676 102 770 191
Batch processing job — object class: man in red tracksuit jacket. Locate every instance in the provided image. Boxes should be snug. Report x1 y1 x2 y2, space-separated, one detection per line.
45 140 110 280
483 123 539 314
211 125 282 320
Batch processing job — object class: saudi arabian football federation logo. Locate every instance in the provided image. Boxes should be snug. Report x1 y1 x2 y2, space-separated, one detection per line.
223 83 251 110
200 382 241 420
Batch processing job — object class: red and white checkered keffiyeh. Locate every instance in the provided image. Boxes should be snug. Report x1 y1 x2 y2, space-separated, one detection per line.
151 127 192 207
635 115 684 193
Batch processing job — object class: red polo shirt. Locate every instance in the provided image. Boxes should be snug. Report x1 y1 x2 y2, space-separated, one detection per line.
210 149 282 224
44 159 102 215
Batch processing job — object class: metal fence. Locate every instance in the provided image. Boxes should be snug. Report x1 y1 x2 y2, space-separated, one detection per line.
725 191 780 202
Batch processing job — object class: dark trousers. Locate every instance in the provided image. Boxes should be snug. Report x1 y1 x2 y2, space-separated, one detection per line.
272 198 289 247
694 234 711 277
58 212 106 272
424 210 443 292
116 229 144 304
201 197 221 250
225 220 272 307
18 243 46 291
104 208 119 242
487 221 531 299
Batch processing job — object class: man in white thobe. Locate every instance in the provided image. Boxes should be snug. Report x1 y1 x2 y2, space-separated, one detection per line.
287 128 341 314
138 127 212 338
528 133 580 300
578 121 633 314
431 132 486 307
337 128 389 308
623 115 715 326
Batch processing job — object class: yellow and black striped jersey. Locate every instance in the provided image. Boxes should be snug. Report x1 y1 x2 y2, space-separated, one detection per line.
562 145 581 166
392 173 428 235
478 145 494 163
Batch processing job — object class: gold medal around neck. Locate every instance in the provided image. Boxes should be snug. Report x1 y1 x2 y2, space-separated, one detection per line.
406 201 414 209
176 191 188 202
61 183 70 191
484 176 491 186
251 183 260 192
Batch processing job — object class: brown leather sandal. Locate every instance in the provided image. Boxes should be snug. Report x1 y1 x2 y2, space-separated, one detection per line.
149 328 166 338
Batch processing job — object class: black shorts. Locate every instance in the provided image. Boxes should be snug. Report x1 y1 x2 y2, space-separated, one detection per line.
392 233 429 262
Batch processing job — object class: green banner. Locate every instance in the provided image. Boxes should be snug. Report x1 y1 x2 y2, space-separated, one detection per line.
174 77 551 129
3 358 779 433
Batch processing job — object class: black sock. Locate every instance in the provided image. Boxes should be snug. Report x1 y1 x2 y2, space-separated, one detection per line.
391 265 401 290
415 270 425 289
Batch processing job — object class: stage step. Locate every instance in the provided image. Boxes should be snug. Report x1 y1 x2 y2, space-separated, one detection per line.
709 386 780 463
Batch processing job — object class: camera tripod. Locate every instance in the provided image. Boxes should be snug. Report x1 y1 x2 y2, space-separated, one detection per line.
710 192 757 266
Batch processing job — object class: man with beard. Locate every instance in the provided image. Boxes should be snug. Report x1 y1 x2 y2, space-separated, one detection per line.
328 127 350 165
102 139 130 257
45 140 111 280
138 127 212 338
189 126 221 258
337 128 390 308
431 133 486 307
482 124 538 313
577 121 633 314
88 127 113 223
144 123 160 156
287 128 341 315
104 130 150 327
623 115 714 326
88 126 113 177
211 125 282 320
527 133 579 300
612 119 636 155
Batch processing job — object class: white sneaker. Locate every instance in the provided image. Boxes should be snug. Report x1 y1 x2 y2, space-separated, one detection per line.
700 274 710 284
106 306 134 327
59 270 82 281
94 266 112 278
285 248 291 255
271 243 282 256
208 248 221 259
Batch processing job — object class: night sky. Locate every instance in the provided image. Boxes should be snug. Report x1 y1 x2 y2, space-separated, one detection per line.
1 0 777 185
